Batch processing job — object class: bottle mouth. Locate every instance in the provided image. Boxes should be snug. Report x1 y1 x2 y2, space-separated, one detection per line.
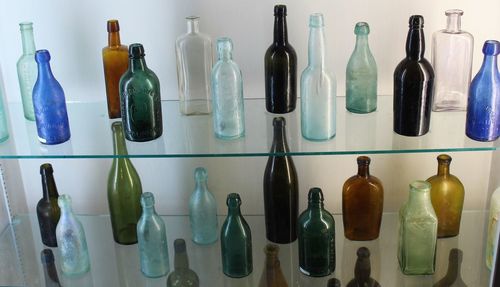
264 244 280 255
408 15 424 28
354 22 370 35
483 40 500 56
357 156 371 165
437 154 452 164
111 121 123 132
174 239 186 253
57 194 72 208
194 167 208 181
357 247 370 258
274 4 287 16
107 19 120 32
308 187 324 202
216 37 233 54
445 9 463 16
129 43 145 59
19 21 33 30
226 193 242 208
141 192 155 208
40 163 54 175
410 180 431 192
186 16 200 21
309 13 324 28
35 50 51 63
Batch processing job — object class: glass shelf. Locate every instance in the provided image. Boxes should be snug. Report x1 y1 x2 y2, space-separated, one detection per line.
0 96 497 159
0 212 491 287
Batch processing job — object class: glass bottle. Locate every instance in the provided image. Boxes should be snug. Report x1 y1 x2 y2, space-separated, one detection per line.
265 4 297 114
33 49 71 145
433 248 466 287
189 167 218 245
166 239 200 287
486 186 500 269
342 156 384 241
137 192 169 278
300 13 336 141
0 76 9 143
258 244 288 287
431 9 474 112
346 247 380 287
427 154 465 238
220 193 253 278
175 16 212 115
346 22 378 114
465 40 500 142
40 249 62 287
398 181 438 275
107 121 143 244
298 187 336 277
327 278 341 287
393 15 435 137
36 163 61 247
55 194 90 276
16 22 36 121
102 19 128 119
120 43 162 142
263 117 298 244
211 37 245 139
491 225 500 286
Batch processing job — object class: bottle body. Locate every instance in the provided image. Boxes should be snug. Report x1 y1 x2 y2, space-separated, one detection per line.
258 244 288 287
166 239 200 287
36 163 61 247
0 77 9 142
16 22 36 121
189 167 218 245
486 186 500 269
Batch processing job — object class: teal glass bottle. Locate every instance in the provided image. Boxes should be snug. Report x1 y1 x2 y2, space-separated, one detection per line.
16 22 36 121
55 194 90 276
189 167 218 245
346 22 378 113
298 187 336 277
0 78 8 143
398 180 438 275
300 13 336 141
137 192 169 278
221 193 253 278
166 239 200 287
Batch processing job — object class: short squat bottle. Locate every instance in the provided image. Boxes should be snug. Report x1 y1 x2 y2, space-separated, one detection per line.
211 37 245 139
221 193 253 278
33 50 71 144
298 188 336 277
40 249 62 287
36 163 61 247
189 167 218 245
486 186 500 269
346 247 380 287
16 22 36 121
137 192 170 278
258 244 288 287
166 239 200 287
346 22 378 114
398 181 438 275
431 10 473 112
393 15 434 136
465 40 500 142
301 13 336 141
119 43 162 142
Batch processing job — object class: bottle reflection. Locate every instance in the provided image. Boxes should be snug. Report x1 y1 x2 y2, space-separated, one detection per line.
346 247 380 287
342 241 380 285
433 248 467 287
114 243 142 287
258 244 288 287
61 270 95 287
40 249 62 287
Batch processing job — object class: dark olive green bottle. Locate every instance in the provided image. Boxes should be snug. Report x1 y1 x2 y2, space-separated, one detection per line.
36 163 60 247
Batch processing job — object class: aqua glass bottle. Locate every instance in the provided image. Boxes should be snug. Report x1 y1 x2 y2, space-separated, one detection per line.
221 193 253 278
55 194 90 276
0 75 10 143
398 181 438 275
346 22 377 114
137 192 169 278
166 239 200 287
189 167 218 245
300 13 336 141
16 22 36 121
211 37 245 139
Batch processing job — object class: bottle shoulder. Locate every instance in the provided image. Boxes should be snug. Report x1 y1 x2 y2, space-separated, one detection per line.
212 60 242 75
265 43 297 58
394 58 434 78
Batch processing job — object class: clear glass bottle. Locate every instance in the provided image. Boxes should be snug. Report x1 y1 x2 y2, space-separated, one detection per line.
258 244 288 287
189 167 218 245
398 181 438 275
486 186 500 269
166 239 200 287
346 247 380 287
300 13 336 141
346 22 377 114
16 22 36 121
211 37 245 139
176 16 212 115
40 249 62 287
431 9 473 112
36 163 61 247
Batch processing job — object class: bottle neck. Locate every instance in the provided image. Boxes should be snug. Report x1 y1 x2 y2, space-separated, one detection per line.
446 14 461 32
174 251 190 270
271 125 289 153
479 55 499 75
21 28 36 55
445 258 460 281
265 254 280 269
406 28 425 60
142 204 156 216
354 35 370 53
307 26 326 67
437 163 450 176
273 15 288 45
307 200 324 210
218 50 232 61
357 164 370 178
60 205 73 215
195 180 209 193
37 62 55 80
408 188 431 206
228 206 242 216
108 31 121 47
187 20 199 34
129 57 147 71
112 126 129 156
354 258 371 282
41 173 59 200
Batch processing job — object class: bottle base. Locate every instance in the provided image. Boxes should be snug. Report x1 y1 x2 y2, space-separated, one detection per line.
299 266 332 277
466 132 499 142
141 269 169 278
302 133 336 142
192 237 218 245
346 107 377 114
215 132 245 140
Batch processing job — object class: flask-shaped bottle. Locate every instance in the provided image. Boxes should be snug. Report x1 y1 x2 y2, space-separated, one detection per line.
431 10 473 111
55 194 90 276
16 22 36 121
258 244 288 287
189 167 218 245
221 193 253 278
486 186 500 269
265 5 297 114
107 121 143 244
137 192 169 278
346 22 378 114
41 249 62 287
300 13 336 141
346 247 380 287
211 37 245 139
166 239 200 287
298 187 336 277
102 19 128 119
263 117 298 243
119 43 162 142
33 50 71 144
36 163 61 247
393 15 434 136
465 40 500 142
433 248 467 287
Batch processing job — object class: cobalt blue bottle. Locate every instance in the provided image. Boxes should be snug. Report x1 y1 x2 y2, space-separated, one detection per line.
33 50 70 145
466 40 500 142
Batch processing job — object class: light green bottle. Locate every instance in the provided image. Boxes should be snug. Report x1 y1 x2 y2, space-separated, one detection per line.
16 22 36 121
346 22 377 114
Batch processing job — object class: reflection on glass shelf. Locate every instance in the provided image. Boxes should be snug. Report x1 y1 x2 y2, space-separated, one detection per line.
0 212 491 287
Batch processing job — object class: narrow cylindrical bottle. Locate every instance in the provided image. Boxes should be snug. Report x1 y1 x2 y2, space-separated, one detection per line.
36 163 61 247
300 13 336 141
258 244 288 287
41 249 62 287
33 50 71 144
166 239 200 287
189 167 218 245
346 247 380 287
0 76 9 143
433 248 467 287
265 5 297 114
137 192 169 278
16 22 36 121
486 187 500 269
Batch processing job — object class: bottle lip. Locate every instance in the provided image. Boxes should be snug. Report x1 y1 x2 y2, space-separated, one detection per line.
40 163 54 175
141 192 155 207
194 167 208 181
445 9 464 16
107 19 120 32
19 21 33 30
483 40 500 56
357 247 370 258
226 193 242 207
354 22 370 35
409 180 431 192
111 121 123 130
408 15 424 28
35 49 51 63
272 117 286 127
357 156 371 165
264 243 280 255
186 16 200 21
57 194 72 208
309 13 324 28
274 4 287 16
216 37 233 53
129 43 145 59
308 187 324 202
437 154 452 164
174 238 187 253
40 249 55 264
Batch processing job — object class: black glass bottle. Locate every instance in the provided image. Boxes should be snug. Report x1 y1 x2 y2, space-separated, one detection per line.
393 15 434 136
433 248 467 287
346 247 380 287
265 5 297 114
36 163 60 247
263 117 298 243
41 249 62 287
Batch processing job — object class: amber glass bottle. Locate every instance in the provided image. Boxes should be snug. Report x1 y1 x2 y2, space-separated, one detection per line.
427 154 465 238
342 156 384 241
258 244 288 287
